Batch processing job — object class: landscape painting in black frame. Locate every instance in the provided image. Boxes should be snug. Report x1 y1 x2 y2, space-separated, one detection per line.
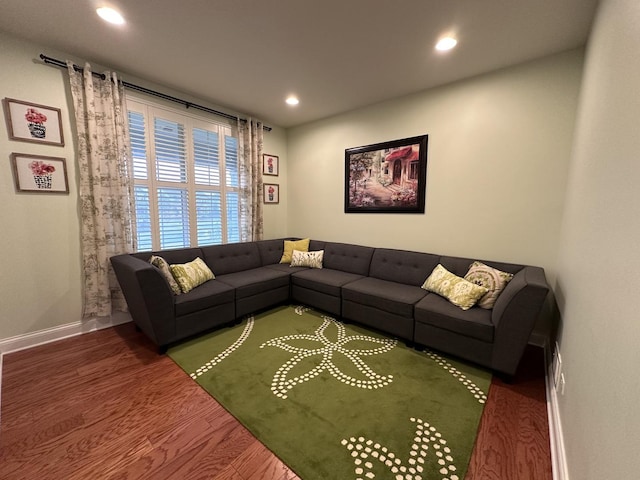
344 134 428 213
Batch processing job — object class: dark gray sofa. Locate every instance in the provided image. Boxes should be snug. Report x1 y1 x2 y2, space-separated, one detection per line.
290 241 374 316
111 238 549 376
342 248 438 342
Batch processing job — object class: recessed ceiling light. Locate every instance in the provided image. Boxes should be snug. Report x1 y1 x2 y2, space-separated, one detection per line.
97 7 125 25
286 96 299 106
435 37 457 51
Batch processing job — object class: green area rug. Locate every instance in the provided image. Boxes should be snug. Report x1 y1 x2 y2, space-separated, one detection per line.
168 305 491 480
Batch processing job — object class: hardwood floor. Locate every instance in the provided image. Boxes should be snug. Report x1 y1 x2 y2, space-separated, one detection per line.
0 322 552 480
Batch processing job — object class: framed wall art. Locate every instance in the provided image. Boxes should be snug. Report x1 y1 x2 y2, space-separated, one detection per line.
3 98 65 146
344 134 428 213
263 154 279 176
263 183 279 204
10 153 69 194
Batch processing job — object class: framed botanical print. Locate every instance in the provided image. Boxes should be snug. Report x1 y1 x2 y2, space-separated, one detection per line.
3 98 65 146
10 153 69 193
263 154 279 176
264 183 279 204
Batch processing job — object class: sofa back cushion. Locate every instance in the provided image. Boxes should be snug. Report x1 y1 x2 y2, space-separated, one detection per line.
439 255 523 278
370 248 440 286
256 238 287 266
150 248 203 265
323 242 374 275
309 239 326 251
201 242 261 275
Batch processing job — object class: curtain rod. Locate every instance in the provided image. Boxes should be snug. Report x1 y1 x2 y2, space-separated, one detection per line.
39 54 272 132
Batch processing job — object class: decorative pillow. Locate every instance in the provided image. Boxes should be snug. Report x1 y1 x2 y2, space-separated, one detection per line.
290 249 324 269
149 255 182 295
464 261 514 309
421 264 489 311
169 257 215 294
280 238 310 264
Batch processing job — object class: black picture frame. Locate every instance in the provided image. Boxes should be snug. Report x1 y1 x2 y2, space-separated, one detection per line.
345 134 428 213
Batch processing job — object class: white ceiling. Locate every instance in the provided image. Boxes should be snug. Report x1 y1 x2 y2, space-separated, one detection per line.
0 0 599 128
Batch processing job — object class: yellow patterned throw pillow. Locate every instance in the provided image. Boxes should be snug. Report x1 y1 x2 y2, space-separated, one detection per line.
290 250 324 269
422 264 489 310
464 261 514 309
149 255 182 295
170 257 215 294
280 238 310 264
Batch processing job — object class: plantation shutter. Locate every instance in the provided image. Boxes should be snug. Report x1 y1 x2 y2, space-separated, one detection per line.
126 97 241 251
128 111 153 250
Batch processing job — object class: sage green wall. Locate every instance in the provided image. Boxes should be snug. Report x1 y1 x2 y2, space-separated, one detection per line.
555 0 640 478
0 32 82 340
287 49 584 288
0 32 288 341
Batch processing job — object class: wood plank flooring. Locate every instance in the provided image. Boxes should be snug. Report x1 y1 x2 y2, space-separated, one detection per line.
0 322 552 479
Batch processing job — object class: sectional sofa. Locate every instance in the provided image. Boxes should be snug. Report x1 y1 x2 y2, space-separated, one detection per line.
110 238 549 377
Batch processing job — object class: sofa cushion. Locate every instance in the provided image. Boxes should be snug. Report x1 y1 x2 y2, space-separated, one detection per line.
342 277 428 318
152 247 203 265
439 255 521 278
464 261 514 309
265 263 307 274
280 238 310 264
174 279 235 317
422 264 488 310
292 269 364 297
369 248 440 286
309 240 327 251
291 250 324 268
322 242 374 275
170 257 215 294
201 242 262 275
216 267 291 298
414 294 494 343
256 238 286 266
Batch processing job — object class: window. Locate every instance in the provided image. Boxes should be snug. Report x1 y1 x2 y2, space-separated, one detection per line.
127 97 241 251
409 161 419 180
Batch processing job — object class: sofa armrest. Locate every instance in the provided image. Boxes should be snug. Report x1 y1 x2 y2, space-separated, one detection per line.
490 266 549 375
110 254 176 346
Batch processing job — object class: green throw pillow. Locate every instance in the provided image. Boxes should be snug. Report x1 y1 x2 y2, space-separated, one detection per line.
280 238 310 264
149 255 182 295
170 257 215 294
464 261 514 309
290 250 324 269
422 264 488 310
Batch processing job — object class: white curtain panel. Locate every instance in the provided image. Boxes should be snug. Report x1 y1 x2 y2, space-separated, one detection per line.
238 118 264 242
67 62 136 318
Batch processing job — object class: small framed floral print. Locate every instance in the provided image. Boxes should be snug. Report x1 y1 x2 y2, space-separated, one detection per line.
3 98 65 146
10 153 69 194
263 154 279 176
264 183 279 204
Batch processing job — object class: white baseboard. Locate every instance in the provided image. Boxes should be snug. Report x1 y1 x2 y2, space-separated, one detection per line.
0 312 132 356
544 343 570 480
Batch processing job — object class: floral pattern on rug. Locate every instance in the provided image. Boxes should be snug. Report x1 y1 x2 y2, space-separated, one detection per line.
189 315 255 379
342 417 460 480
424 350 488 404
260 314 397 399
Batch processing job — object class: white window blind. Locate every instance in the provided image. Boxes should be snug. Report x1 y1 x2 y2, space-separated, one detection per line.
127 97 241 251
